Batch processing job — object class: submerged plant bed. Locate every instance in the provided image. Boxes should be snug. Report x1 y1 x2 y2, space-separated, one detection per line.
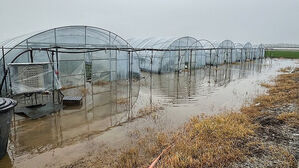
62 67 299 168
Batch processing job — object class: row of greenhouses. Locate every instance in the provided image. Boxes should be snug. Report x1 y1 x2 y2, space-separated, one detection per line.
0 26 266 98
0 26 265 115
128 37 265 73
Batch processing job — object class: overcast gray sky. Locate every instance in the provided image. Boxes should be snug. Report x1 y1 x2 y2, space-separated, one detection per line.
0 0 298 44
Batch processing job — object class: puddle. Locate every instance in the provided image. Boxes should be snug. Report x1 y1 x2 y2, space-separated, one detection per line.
0 59 298 168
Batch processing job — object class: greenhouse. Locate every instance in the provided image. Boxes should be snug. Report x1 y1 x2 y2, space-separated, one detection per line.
128 37 265 72
234 43 244 62
197 39 217 65
0 25 140 117
128 36 205 73
256 44 265 59
216 40 235 64
243 42 253 60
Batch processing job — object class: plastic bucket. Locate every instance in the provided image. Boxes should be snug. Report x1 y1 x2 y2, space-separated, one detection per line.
0 98 17 159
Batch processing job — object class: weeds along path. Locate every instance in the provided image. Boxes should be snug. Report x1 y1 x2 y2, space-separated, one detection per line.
62 67 299 168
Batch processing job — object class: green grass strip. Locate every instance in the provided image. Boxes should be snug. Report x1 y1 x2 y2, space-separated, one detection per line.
265 50 299 59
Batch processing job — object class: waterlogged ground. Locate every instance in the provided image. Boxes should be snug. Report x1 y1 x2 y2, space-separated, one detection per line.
0 59 297 168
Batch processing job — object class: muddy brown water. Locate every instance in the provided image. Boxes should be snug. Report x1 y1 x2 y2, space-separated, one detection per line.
0 59 297 168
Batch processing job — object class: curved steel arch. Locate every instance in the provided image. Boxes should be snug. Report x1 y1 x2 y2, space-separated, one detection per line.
129 36 200 73
234 43 244 48
217 39 235 48
197 39 216 49
243 42 253 48
215 40 235 64
1 25 135 60
160 36 199 73
243 42 253 60
197 39 220 65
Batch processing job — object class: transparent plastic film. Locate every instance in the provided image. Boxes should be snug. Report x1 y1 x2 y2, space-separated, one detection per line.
8 63 60 95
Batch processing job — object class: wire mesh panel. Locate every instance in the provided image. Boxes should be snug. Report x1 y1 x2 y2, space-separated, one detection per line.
8 63 54 95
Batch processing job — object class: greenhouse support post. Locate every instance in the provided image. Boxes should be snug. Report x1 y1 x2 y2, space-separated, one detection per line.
130 51 133 118
231 48 233 63
209 49 212 66
51 51 55 104
30 50 33 63
189 49 192 75
2 46 8 94
150 50 153 112
55 48 59 79
128 51 132 119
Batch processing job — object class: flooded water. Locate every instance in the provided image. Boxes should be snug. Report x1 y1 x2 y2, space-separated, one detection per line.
0 59 297 168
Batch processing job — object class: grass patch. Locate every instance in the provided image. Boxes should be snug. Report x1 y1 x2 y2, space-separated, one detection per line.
254 70 299 108
265 50 299 59
109 113 256 168
277 112 299 128
158 113 256 168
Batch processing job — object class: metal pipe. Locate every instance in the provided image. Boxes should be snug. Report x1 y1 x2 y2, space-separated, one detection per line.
189 49 192 75
150 50 153 112
51 51 55 104
1 46 7 95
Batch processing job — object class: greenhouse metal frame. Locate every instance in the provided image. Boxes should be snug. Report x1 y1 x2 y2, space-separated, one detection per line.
128 36 207 73
216 40 235 64
129 38 265 74
0 25 140 118
0 25 266 118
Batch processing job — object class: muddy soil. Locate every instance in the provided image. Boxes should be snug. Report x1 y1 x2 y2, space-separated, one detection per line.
232 103 299 168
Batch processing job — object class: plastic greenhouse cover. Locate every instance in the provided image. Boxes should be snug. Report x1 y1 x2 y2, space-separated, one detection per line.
0 26 132 62
244 42 253 48
0 25 140 84
0 30 45 58
217 40 235 48
128 37 178 49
